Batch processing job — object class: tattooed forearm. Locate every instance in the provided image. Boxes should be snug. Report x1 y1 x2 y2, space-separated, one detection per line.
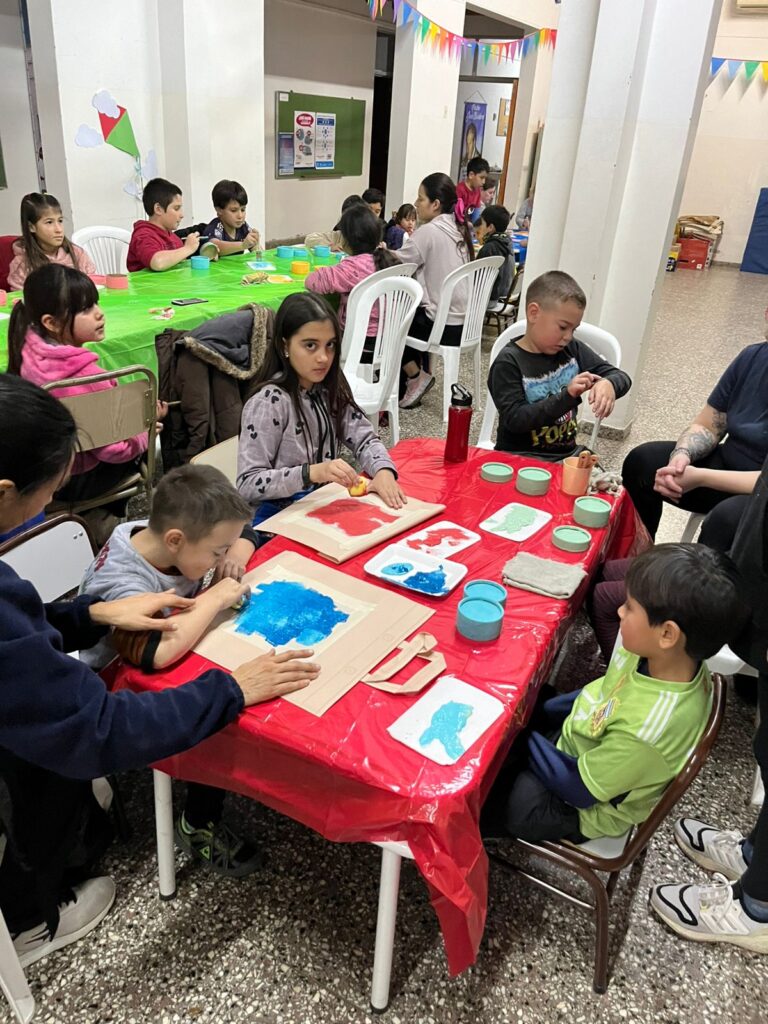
673 428 718 462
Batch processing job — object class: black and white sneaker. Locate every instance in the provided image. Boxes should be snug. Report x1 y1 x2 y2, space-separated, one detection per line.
673 817 749 881
650 873 768 953
12 876 116 968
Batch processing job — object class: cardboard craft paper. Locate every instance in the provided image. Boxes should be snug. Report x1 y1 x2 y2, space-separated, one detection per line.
255 483 445 563
194 552 434 716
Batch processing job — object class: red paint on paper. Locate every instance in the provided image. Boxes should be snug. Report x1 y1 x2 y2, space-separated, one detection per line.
308 499 398 537
406 526 470 551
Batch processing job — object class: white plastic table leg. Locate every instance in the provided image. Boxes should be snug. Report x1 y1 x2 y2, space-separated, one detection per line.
152 770 176 899
0 911 35 1023
370 847 402 1012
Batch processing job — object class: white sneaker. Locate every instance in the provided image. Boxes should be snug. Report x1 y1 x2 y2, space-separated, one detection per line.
12 876 116 968
399 370 435 409
673 817 749 881
650 873 768 953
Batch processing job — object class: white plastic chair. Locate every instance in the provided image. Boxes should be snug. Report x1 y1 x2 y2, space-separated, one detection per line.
190 435 239 485
341 263 417 371
706 645 763 807
0 515 99 1023
72 225 130 275
343 277 423 447
404 255 503 422
477 319 622 451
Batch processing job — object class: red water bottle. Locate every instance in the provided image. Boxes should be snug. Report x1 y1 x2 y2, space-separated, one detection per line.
445 384 473 462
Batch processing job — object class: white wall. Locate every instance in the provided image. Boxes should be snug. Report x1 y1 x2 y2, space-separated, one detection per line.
0 2 38 230
27 0 165 232
387 0 466 210
470 0 559 34
680 2 768 263
452 79 515 177
264 0 376 241
25 0 265 235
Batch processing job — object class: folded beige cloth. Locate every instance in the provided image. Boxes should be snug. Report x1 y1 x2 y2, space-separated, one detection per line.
502 552 587 600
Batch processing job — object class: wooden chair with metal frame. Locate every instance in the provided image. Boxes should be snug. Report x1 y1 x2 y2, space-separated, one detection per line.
487 672 727 994
484 264 523 336
43 365 158 515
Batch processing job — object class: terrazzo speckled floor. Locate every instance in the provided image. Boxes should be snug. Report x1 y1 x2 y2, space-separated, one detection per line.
9 266 768 1024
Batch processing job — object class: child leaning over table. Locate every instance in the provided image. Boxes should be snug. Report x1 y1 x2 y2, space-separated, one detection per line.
481 544 748 844
488 270 631 460
80 464 266 876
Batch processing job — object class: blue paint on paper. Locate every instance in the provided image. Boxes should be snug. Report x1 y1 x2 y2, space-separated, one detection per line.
382 562 413 576
234 579 349 646
402 566 448 595
419 701 473 760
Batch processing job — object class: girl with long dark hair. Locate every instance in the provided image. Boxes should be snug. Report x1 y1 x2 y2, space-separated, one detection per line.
236 292 404 525
7 192 96 291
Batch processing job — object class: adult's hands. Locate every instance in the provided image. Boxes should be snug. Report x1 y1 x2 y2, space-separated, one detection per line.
231 649 320 706
89 590 196 631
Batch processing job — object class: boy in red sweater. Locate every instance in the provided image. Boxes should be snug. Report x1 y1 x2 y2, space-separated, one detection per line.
456 157 490 220
127 178 200 272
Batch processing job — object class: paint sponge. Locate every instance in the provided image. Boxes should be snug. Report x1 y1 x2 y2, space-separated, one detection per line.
348 476 368 497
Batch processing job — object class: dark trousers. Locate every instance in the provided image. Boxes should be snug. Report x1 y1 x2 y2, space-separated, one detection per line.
622 442 735 538
401 307 463 397
742 676 768 901
0 754 112 935
588 558 632 664
184 783 225 829
481 696 586 844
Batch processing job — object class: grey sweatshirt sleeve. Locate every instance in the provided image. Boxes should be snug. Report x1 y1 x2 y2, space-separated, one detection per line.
340 405 397 479
572 340 632 399
237 388 307 503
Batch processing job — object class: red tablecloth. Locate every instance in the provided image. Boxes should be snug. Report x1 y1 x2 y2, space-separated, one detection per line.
114 439 638 974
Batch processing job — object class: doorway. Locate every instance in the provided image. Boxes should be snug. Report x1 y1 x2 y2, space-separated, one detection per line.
369 30 394 202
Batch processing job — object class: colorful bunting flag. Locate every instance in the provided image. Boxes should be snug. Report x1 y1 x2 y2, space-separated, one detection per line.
745 60 760 81
365 0 556 65
710 55 768 81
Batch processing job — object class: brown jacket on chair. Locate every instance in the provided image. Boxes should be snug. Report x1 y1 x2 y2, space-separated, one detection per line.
155 303 275 467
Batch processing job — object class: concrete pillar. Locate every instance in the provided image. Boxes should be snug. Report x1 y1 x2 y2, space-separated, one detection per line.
387 0 466 206
523 0 722 433
158 0 266 231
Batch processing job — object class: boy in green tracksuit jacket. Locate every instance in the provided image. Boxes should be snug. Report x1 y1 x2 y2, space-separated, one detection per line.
482 544 747 843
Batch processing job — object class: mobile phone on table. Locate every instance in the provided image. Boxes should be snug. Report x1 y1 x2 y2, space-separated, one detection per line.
171 298 209 306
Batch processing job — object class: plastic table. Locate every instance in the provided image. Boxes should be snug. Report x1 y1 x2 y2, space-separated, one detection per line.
0 248 326 373
113 439 638 1009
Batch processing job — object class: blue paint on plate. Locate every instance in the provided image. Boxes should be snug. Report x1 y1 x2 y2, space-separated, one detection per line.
419 701 473 759
234 579 349 646
382 562 413 576
402 566 448 595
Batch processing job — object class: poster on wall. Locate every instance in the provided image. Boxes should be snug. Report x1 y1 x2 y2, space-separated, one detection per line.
293 111 316 169
277 133 294 176
496 98 511 137
314 113 336 170
458 102 486 182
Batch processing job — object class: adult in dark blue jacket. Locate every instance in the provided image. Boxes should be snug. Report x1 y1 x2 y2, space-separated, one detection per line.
0 376 319 968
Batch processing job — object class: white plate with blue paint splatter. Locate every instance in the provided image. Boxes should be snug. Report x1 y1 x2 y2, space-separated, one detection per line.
364 543 467 598
388 675 505 765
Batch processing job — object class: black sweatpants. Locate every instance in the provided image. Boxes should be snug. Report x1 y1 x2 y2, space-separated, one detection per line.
0 754 112 935
622 441 735 538
400 307 464 398
742 676 768 901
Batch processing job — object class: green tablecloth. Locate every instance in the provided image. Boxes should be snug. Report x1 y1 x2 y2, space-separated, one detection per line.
0 248 330 375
